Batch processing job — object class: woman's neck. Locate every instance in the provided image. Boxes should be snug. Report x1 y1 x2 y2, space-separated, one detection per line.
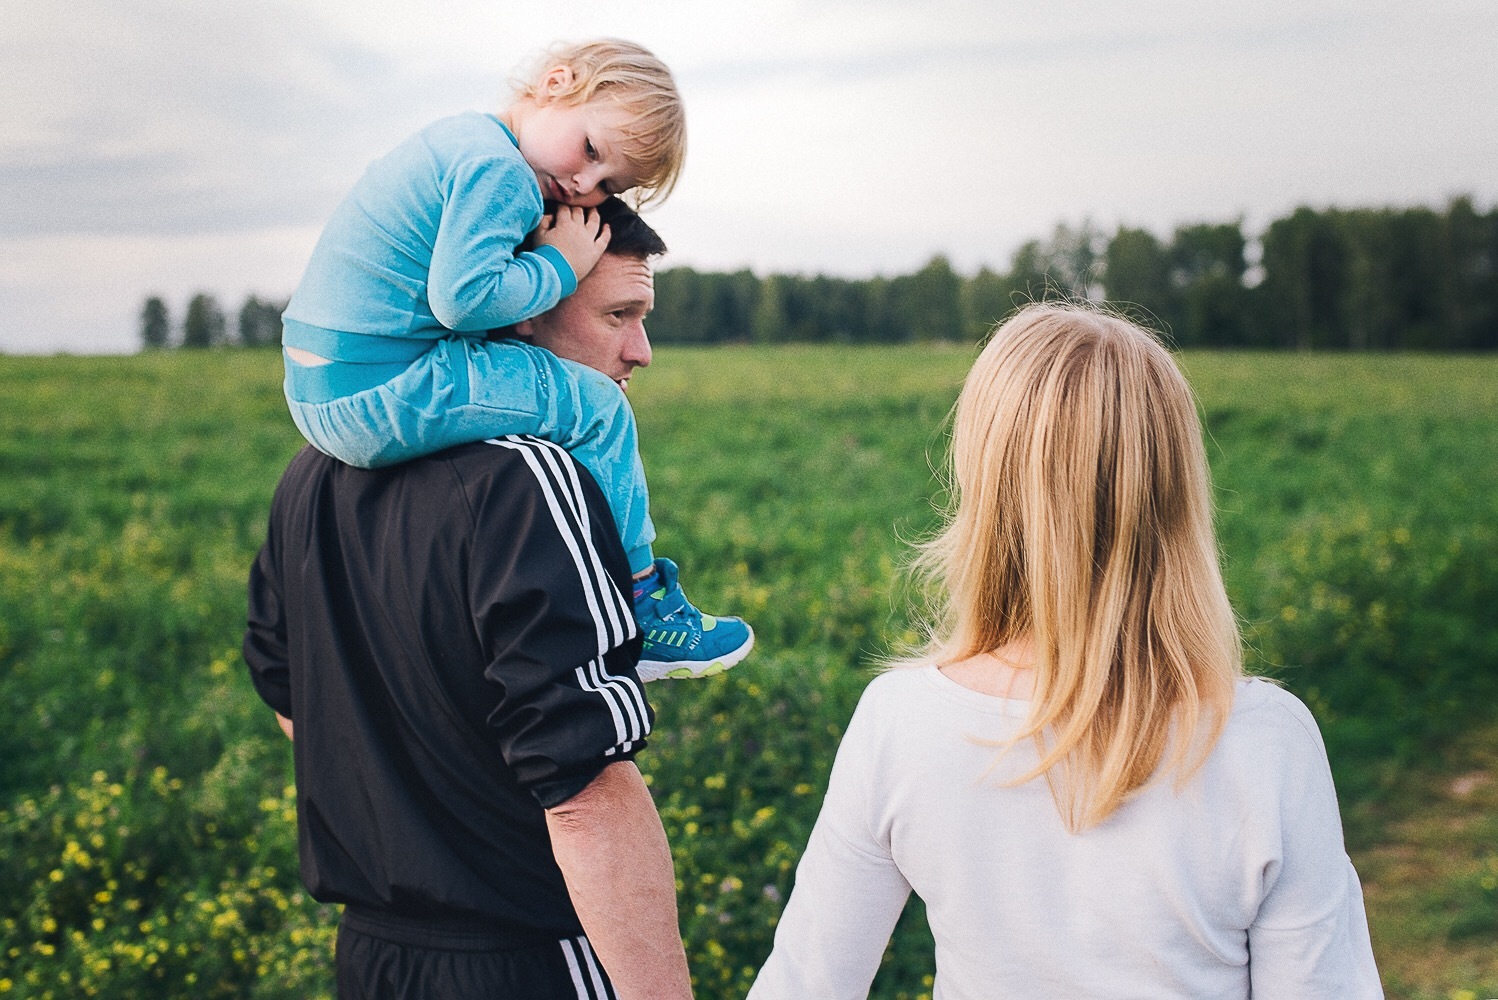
938 638 1036 700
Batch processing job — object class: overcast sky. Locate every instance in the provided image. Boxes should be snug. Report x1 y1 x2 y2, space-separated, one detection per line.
2 0 1494 354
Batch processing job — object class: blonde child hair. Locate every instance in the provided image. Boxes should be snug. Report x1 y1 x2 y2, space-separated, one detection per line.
513 38 687 208
908 302 1244 831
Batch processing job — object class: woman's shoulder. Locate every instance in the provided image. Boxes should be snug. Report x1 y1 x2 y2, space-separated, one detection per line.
853 665 927 718
1222 676 1329 759
865 662 935 692
1232 676 1316 721
861 662 978 712
849 665 945 724
857 662 1026 731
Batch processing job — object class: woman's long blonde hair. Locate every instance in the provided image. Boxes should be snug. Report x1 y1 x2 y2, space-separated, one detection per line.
909 303 1243 831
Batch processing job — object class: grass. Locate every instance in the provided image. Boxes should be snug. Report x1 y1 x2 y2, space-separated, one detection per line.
0 344 1494 998
1356 719 1498 999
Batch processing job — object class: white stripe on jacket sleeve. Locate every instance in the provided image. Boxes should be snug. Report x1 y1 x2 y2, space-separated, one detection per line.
487 437 648 746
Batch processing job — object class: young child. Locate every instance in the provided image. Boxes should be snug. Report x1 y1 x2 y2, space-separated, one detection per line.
279 38 751 680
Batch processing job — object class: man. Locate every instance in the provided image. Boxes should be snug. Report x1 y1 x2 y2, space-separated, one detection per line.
244 199 692 1000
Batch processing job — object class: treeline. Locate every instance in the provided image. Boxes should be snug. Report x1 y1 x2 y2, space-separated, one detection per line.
648 198 1498 350
138 293 286 349
142 199 1498 351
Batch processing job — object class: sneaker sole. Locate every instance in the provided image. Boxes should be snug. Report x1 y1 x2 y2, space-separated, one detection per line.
637 629 754 682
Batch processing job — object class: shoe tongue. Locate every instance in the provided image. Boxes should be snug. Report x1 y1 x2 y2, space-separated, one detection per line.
657 567 692 617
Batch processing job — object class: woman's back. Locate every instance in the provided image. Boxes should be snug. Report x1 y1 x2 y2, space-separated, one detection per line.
752 667 1379 999
748 305 1381 998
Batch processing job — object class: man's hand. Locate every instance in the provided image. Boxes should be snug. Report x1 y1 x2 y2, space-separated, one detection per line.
546 762 693 1000
536 206 611 285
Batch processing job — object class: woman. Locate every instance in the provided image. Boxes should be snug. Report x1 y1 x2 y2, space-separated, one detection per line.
748 304 1382 999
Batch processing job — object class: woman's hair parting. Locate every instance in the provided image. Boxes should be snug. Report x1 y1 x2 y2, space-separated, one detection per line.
907 302 1243 831
515 38 687 208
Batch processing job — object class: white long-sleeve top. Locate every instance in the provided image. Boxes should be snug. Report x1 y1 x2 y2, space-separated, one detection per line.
749 668 1383 1000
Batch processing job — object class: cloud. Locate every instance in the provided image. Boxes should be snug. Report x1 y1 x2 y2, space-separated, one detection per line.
678 3 1375 92
0 227 320 354
1 0 1495 352
0 0 492 238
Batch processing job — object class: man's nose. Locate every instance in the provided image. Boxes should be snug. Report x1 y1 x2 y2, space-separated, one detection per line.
624 323 652 367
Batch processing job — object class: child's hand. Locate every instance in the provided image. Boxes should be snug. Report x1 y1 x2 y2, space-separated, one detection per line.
536 206 612 283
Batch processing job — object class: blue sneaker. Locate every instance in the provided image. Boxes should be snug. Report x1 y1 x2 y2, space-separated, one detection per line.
632 558 754 681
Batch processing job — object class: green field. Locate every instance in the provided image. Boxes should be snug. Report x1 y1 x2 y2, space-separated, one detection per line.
1 346 1495 998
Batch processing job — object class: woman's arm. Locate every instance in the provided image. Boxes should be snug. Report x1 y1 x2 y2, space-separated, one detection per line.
1247 696 1384 997
748 695 912 1000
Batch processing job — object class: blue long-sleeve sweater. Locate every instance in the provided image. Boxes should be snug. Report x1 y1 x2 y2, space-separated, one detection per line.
282 112 576 360
277 111 656 572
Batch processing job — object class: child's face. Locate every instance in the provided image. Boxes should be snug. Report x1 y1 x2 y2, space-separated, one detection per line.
518 99 642 208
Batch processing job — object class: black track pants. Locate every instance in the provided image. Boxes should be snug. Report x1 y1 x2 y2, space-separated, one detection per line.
335 908 618 1000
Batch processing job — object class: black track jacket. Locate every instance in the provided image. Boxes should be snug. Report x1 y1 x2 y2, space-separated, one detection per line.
244 436 652 936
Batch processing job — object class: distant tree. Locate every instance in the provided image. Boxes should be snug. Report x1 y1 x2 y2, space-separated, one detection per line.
237 295 286 347
708 270 760 343
139 296 171 350
1171 222 1248 346
1102 227 1176 332
182 293 227 348
776 275 825 342
860 276 904 343
804 275 873 342
1003 240 1051 303
650 267 706 344
1388 207 1451 350
1328 208 1441 350
751 274 793 343
961 266 1024 341
1257 208 1349 349
1003 222 1105 304
649 268 761 344
1441 197 1498 350
891 254 963 341
803 275 840 342
1046 222 1107 300
610 201 1498 351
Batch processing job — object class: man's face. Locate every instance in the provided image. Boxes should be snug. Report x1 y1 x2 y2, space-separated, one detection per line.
521 252 654 391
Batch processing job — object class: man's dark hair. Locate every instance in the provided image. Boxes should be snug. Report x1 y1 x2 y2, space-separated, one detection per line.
517 198 666 260
490 199 666 342
594 197 667 259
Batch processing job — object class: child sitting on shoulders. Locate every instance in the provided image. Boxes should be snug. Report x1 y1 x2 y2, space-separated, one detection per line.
279 38 751 679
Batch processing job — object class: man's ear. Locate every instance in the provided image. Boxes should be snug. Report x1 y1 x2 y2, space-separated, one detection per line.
512 318 535 339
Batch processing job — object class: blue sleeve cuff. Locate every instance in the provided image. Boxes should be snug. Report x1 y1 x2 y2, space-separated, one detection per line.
531 244 578 298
